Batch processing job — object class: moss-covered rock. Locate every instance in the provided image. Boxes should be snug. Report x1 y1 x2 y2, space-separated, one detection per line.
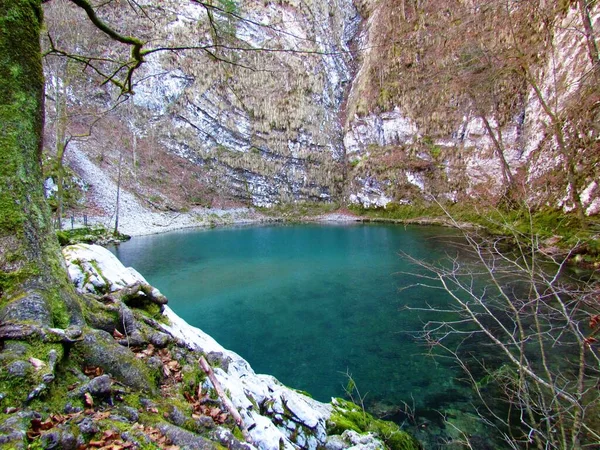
327 399 422 450
72 328 156 393
56 226 130 247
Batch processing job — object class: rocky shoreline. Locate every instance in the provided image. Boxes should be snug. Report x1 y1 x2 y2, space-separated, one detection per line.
0 243 421 450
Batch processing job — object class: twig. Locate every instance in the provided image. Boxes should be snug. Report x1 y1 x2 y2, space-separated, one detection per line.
198 356 253 444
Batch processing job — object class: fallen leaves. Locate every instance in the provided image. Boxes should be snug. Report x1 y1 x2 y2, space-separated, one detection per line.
84 392 94 408
86 430 134 449
27 414 67 439
27 410 180 450
132 424 179 450
84 366 105 378
184 390 229 425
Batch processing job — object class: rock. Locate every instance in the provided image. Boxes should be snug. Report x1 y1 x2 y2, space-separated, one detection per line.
194 416 216 431
87 374 112 397
210 427 254 450
40 428 77 450
157 423 218 450
149 331 170 347
207 352 231 373
325 435 346 450
73 329 155 393
118 406 139 423
65 326 83 340
0 412 34 449
40 430 61 449
64 403 83 415
341 430 384 450
147 356 164 375
167 406 187 427
77 417 99 435
57 429 78 450
63 244 146 294
139 398 157 410
6 360 32 378
1 342 28 357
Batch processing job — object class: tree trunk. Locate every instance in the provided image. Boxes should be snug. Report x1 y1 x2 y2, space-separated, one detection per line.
0 0 81 327
578 0 600 75
114 150 123 235
55 59 69 230
523 67 587 225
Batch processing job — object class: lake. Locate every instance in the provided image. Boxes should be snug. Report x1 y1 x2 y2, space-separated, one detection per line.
111 223 493 446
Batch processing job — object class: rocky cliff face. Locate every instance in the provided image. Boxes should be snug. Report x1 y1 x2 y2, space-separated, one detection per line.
343 0 600 213
42 0 599 214
43 0 359 210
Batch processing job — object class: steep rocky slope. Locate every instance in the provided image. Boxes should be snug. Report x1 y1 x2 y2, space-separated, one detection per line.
42 0 599 216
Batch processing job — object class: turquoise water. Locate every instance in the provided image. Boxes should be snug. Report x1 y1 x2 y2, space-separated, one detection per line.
111 223 481 441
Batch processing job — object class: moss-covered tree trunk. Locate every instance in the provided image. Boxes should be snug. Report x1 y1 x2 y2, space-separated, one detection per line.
0 0 81 329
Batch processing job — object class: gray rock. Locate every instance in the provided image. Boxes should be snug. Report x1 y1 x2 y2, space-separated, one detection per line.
0 411 36 448
87 374 112 397
172 347 191 363
325 435 346 450
140 398 157 410
65 326 83 340
146 356 164 375
40 430 61 449
118 406 139 423
149 332 170 347
73 329 155 392
194 416 215 430
0 293 52 326
157 423 218 450
2 342 28 356
207 352 231 373
210 427 254 450
77 417 99 435
168 406 187 427
109 414 129 423
6 360 32 378
64 403 83 414
121 431 152 447
58 430 78 450
340 430 385 450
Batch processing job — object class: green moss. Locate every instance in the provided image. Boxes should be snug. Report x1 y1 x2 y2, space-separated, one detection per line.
56 226 130 246
257 201 339 218
350 203 599 260
0 341 68 408
328 399 422 450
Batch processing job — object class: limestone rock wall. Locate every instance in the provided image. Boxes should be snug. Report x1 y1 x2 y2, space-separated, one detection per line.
42 0 600 214
343 1 600 212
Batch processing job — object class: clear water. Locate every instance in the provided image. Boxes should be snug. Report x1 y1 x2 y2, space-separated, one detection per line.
111 223 486 444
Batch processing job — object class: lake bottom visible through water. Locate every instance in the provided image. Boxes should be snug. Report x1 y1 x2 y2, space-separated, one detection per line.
111 223 507 448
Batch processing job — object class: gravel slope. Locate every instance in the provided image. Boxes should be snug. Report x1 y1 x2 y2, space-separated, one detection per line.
65 145 262 236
